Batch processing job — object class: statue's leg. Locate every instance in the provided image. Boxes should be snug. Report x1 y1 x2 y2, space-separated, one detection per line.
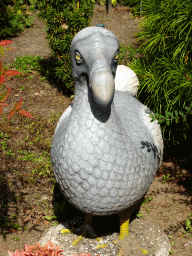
116 200 149 256
119 216 129 240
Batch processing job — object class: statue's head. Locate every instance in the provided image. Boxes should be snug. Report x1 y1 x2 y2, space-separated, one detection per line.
70 26 119 108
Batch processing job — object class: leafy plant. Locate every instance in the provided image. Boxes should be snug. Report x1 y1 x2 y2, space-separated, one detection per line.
8 241 64 256
185 213 192 235
136 196 153 217
0 41 22 83
6 150 15 156
0 40 34 120
0 213 21 231
36 0 94 93
7 240 99 256
150 107 192 126
0 0 34 39
0 132 9 150
17 149 52 178
168 236 176 254
10 55 42 74
119 0 142 16
11 236 20 242
162 173 171 183
127 0 192 143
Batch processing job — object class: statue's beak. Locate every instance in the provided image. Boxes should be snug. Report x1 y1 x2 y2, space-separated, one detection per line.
90 63 115 108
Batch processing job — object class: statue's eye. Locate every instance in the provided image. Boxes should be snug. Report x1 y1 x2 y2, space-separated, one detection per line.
75 54 81 61
114 53 119 60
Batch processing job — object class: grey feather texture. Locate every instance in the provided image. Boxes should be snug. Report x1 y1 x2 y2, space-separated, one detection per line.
51 26 163 216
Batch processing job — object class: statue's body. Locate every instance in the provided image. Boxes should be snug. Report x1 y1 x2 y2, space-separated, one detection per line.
51 26 163 243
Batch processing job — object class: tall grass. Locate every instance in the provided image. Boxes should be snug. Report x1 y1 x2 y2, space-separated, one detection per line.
123 0 192 143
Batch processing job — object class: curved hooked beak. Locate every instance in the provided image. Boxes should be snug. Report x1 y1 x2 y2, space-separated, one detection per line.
90 64 115 108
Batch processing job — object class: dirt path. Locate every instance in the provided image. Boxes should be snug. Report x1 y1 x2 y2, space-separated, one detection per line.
1 12 51 67
0 3 192 256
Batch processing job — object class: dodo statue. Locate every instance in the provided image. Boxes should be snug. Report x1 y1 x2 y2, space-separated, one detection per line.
51 25 163 246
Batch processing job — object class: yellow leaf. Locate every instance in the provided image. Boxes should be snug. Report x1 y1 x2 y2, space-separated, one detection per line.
139 247 149 255
111 0 117 7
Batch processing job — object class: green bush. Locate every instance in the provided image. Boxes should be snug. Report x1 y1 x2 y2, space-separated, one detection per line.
119 0 142 16
36 0 94 93
0 0 34 39
127 0 192 143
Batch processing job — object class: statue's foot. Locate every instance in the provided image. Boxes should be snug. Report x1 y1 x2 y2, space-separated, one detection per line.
115 216 149 255
60 213 103 246
60 214 130 249
60 223 102 246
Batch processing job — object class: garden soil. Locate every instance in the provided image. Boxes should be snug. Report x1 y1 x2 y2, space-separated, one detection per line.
0 3 192 256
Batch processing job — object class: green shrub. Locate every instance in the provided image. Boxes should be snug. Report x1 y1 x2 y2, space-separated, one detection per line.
119 0 142 16
0 0 34 39
127 0 192 143
36 0 94 93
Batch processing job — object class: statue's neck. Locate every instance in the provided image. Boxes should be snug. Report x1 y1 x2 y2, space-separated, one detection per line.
72 81 116 124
